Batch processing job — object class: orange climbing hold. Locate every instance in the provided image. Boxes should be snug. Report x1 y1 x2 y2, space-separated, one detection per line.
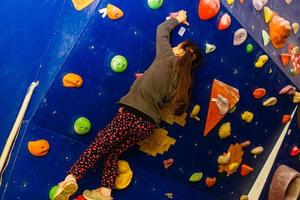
27 139 50 157
204 79 240 136
282 115 292 124
252 88 266 99
218 13 231 30
269 14 292 49
63 73 83 88
107 4 124 20
198 0 220 20
205 177 217 187
241 164 254 176
280 53 291 66
72 0 95 11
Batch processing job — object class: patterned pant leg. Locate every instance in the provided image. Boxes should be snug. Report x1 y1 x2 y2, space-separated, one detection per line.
68 111 134 179
101 118 156 188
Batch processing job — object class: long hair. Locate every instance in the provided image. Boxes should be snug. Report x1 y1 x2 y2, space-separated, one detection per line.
169 40 202 115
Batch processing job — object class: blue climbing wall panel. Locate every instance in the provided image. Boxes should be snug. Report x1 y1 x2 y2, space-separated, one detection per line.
1 0 299 200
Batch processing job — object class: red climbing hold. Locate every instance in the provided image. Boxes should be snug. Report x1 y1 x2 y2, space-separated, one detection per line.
241 164 254 176
218 13 231 30
280 53 291 66
135 73 143 79
252 88 266 99
198 0 220 20
290 146 300 156
282 115 292 124
205 177 217 187
74 195 86 200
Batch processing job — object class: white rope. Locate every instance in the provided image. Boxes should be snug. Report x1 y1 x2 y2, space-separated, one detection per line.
0 81 39 188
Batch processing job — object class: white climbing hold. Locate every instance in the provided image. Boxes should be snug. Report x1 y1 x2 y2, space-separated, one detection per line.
252 0 268 11
205 43 216 53
262 30 270 46
233 28 248 46
285 0 293 4
292 23 299 34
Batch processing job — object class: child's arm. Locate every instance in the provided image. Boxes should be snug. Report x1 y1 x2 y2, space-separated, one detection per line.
156 10 187 59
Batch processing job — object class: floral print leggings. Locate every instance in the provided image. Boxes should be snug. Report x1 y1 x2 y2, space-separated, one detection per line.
68 108 156 188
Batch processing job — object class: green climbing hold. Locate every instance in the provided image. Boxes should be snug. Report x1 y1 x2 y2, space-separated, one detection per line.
74 117 91 135
246 44 254 53
229 106 236 113
189 172 203 182
111 55 128 73
290 68 297 76
49 185 59 200
147 0 163 9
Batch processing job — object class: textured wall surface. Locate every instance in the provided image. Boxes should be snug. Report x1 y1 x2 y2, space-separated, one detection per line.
0 0 299 200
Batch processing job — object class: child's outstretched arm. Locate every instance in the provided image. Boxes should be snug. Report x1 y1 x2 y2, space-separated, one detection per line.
156 10 187 59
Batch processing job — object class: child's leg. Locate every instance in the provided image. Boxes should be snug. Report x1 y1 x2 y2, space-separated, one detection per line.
68 111 135 179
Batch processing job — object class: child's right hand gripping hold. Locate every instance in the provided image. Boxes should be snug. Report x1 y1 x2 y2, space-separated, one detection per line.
170 10 189 26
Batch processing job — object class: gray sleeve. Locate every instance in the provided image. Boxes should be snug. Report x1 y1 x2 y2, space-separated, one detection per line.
156 18 180 59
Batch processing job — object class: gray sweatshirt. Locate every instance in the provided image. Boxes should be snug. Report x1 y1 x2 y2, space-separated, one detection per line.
119 18 180 125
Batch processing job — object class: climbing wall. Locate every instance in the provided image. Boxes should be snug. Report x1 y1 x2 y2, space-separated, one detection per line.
1 0 300 200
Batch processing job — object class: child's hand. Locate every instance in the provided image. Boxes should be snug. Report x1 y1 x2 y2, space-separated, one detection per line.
173 10 189 26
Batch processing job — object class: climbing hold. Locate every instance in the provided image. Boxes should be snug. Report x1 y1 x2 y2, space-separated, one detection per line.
106 4 124 20
147 0 163 9
218 122 231 139
263 6 273 23
229 106 236 113
233 28 248 46
280 53 291 66
241 164 254 176
115 160 133 189
255 55 268 68
205 177 216 187
62 73 83 88
241 111 254 123
292 23 299 34
282 115 292 124
71 0 94 11
269 14 292 49
74 117 91 135
190 104 201 121
189 172 203 182
228 162 239 173
218 152 231 165
252 88 266 99
111 55 128 73
279 85 296 95
135 73 143 79
74 195 86 200
262 97 277 107
198 0 220 20
290 68 297 76
290 146 300 156
285 0 293 4
165 193 174 199
163 158 174 169
241 140 251 148
28 139 50 157
218 13 231 30
251 146 264 158
205 43 216 54
262 30 270 46
211 94 230 115
49 185 59 200
240 195 249 200
293 92 300 103
246 43 254 53
227 0 235 5
252 0 268 11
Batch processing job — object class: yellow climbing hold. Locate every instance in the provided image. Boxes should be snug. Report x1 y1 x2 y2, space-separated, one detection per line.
255 55 268 68
263 97 277 107
218 122 231 139
71 0 95 11
293 92 300 103
115 160 133 190
263 6 273 23
292 23 299 34
190 104 201 121
240 195 249 200
228 162 239 173
251 146 264 158
217 152 231 165
241 111 254 123
227 0 235 5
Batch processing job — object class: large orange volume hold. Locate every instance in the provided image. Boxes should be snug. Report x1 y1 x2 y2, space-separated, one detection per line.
269 14 292 49
204 79 240 136
198 0 220 20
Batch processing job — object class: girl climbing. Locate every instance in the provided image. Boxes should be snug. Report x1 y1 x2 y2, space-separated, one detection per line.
54 10 202 200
